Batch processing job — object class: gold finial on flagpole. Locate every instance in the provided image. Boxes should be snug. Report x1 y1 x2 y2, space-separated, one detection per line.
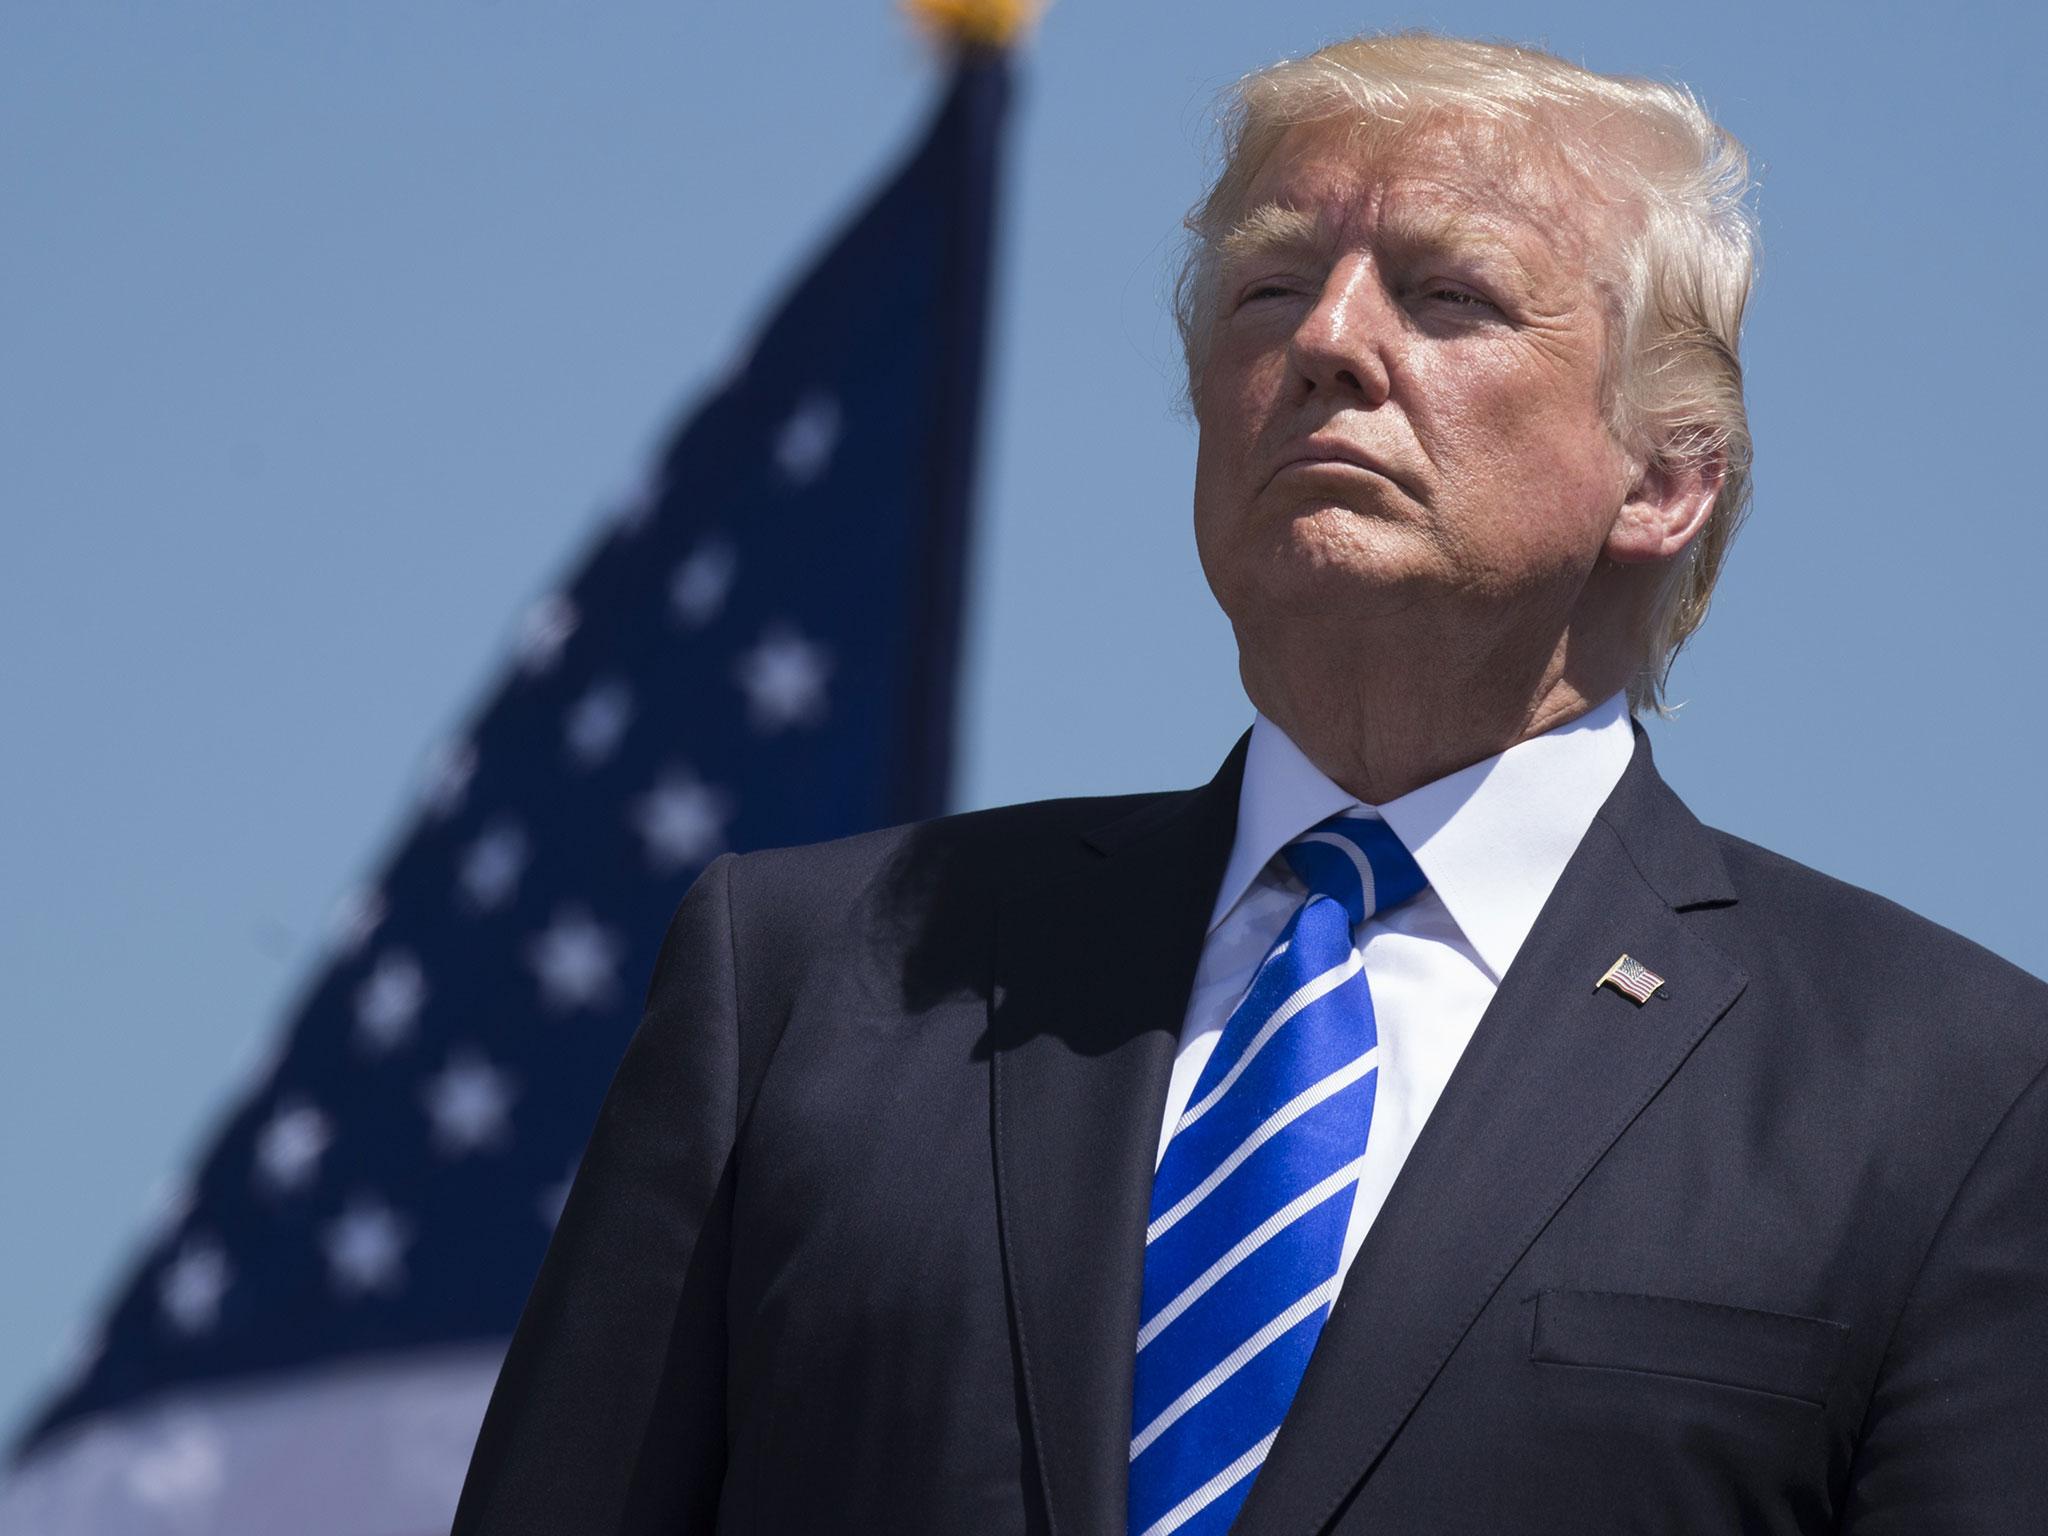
902 0 1045 50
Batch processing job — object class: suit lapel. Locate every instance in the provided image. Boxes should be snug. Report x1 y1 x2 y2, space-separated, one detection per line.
990 736 1248 1536
1232 732 1750 1536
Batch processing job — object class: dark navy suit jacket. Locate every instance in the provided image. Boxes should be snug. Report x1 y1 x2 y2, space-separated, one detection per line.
452 729 2048 1534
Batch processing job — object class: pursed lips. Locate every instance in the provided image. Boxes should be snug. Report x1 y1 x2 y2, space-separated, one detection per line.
1265 437 1416 498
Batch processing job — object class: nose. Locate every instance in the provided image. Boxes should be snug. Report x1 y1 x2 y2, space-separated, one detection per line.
1287 251 1393 408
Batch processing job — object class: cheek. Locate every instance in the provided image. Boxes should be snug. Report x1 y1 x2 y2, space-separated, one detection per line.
1193 356 1280 513
1417 358 1622 557
1202 349 1282 441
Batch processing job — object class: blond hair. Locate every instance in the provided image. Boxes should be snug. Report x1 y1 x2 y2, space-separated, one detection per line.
1175 32 1758 712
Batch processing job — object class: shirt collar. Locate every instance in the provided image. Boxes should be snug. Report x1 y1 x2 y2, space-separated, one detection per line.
1209 692 1637 982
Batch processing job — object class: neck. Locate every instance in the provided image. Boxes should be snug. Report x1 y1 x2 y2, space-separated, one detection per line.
1238 605 1634 805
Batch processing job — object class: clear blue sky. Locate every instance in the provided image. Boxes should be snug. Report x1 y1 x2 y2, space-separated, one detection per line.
4 0 2043 1433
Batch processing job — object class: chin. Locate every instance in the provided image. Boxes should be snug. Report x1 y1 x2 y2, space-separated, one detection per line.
1273 504 1430 583
1198 490 1434 617
1213 540 1437 639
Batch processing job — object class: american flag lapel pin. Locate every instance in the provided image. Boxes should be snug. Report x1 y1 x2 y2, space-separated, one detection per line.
1596 953 1668 1005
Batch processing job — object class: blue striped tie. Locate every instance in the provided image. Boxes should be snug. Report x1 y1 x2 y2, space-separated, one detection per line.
1127 811 1426 1536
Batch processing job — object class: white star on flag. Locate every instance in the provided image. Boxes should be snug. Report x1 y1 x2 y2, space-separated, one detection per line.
735 625 833 731
354 950 427 1053
323 1197 412 1299
669 538 737 628
421 1050 518 1156
565 678 635 767
421 739 478 818
158 1239 231 1337
774 390 842 485
528 908 622 1011
254 1101 333 1193
632 770 734 872
459 821 529 912
515 592 579 674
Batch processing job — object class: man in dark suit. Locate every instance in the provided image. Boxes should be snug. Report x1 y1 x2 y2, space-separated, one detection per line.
453 32 2048 1535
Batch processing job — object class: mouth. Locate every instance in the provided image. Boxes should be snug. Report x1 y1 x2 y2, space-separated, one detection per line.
1264 438 1415 499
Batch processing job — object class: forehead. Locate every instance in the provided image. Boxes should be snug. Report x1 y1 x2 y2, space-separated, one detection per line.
1228 116 1600 271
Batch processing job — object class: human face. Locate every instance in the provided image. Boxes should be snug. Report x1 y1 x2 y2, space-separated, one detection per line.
1192 118 1637 667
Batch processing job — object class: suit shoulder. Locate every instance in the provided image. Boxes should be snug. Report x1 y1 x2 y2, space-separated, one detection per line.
679 789 1191 1025
1704 825 2036 976
1701 824 2048 1051
713 786 1174 913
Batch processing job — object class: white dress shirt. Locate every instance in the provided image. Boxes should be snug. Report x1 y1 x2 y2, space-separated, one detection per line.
1156 692 1636 1296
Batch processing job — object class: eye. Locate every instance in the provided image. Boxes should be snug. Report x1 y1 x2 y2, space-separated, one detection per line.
1420 284 1496 312
1232 275 1311 309
1236 283 1297 307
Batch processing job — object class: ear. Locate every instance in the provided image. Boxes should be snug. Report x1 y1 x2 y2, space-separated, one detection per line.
1605 446 1723 565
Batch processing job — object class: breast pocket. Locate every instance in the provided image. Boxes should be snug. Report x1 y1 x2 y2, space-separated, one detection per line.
1530 1289 1849 1408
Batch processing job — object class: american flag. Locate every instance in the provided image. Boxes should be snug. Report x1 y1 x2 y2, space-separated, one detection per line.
1597 953 1668 1005
0 48 1012 1536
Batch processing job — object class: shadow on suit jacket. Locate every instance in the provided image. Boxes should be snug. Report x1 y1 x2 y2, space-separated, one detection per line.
452 726 2048 1536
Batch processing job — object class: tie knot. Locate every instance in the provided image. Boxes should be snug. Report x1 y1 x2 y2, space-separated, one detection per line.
1279 811 1427 927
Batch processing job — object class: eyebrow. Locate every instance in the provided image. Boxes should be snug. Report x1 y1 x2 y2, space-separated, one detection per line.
1216 203 1324 270
1217 198 1538 282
